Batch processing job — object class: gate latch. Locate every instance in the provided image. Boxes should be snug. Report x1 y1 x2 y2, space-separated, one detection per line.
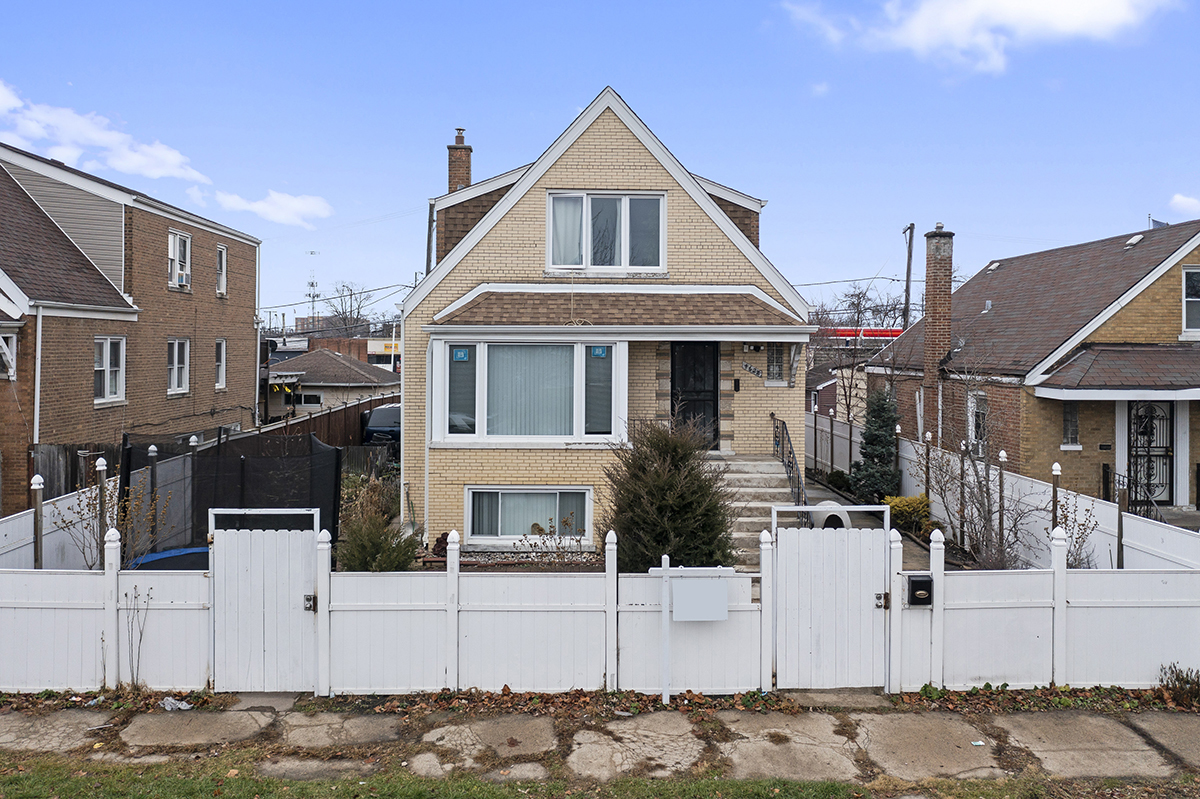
875 592 890 609
304 594 317 612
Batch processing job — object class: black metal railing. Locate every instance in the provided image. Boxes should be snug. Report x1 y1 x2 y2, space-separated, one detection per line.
770 413 809 512
1101 464 1166 523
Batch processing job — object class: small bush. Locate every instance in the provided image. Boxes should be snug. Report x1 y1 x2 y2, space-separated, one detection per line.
602 416 736 573
827 469 852 493
336 476 420 572
885 494 930 534
1158 662 1200 709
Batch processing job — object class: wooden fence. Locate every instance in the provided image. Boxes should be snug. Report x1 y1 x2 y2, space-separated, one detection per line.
260 392 400 447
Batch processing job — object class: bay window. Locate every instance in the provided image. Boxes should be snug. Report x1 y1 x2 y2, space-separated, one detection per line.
441 341 620 440
549 193 663 270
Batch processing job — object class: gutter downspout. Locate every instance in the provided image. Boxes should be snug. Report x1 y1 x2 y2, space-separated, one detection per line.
254 244 262 427
33 305 42 445
395 303 406 533
425 337 432 537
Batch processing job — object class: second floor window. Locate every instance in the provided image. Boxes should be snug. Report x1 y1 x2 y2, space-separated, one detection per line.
1185 267 1200 330
169 231 191 288
549 193 662 270
216 246 228 295
168 338 189 393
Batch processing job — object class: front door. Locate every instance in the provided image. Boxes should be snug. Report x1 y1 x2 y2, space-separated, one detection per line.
671 342 719 448
1128 401 1173 508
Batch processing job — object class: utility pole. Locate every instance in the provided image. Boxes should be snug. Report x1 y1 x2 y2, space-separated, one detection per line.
305 275 320 333
902 223 915 329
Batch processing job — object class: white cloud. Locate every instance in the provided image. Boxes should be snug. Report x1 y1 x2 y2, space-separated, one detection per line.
216 190 333 229
186 185 208 208
784 0 1175 73
811 82 831 97
782 2 846 44
0 79 210 183
1170 194 1200 216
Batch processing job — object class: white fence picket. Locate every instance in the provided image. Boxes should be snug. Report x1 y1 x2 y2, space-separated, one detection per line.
0 569 105 690
116 570 210 690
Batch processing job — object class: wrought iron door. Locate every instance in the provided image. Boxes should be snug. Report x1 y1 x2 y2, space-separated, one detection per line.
671 342 719 449
1128 401 1173 508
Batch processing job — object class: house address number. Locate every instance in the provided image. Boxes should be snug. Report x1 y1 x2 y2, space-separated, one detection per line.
741 361 763 378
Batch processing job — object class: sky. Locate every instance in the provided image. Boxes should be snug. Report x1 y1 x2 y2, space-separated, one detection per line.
3 0 1197 322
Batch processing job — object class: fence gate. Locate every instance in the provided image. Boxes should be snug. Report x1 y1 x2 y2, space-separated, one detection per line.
212 526 317 692
775 527 891 690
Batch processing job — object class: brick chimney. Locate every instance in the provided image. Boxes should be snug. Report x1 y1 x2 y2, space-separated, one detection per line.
447 128 471 193
923 222 953 446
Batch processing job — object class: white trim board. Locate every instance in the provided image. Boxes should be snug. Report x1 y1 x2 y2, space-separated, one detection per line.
433 283 802 322
1034 386 1200 401
404 87 809 320
1026 227 1200 385
424 324 814 342
692 174 766 212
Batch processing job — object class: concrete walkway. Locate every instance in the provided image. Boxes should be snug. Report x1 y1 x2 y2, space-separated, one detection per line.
1 692 1197 789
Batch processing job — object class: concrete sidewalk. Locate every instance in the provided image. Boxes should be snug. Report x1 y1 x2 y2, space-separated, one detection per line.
1 691 1197 790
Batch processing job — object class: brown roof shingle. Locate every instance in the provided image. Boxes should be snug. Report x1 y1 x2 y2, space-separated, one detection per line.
883 221 1200 376
268 347 400 387
1040 344 1200 390
0 164 131 309
434 291 801 326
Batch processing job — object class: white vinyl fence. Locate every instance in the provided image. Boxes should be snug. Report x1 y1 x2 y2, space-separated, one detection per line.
4 511 1200 696
805 412 861 474
898 437 1200 570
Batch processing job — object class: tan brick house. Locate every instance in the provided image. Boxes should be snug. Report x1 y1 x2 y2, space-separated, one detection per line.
0 143 260 513
401 88 815 549
874 220 1200 511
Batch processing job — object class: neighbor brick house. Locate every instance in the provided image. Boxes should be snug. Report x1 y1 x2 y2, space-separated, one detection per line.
0 143 260 513
873 220 1200 511
400 88 815 549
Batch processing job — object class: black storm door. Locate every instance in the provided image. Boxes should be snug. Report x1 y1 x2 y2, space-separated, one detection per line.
671 342 719 449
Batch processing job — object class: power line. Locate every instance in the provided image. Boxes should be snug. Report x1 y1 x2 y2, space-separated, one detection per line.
259 281 413 310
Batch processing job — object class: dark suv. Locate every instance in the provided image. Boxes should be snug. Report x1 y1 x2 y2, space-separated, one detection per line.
361 403 401 443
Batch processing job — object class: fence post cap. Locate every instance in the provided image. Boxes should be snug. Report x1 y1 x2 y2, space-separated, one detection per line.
188 435 199 446
999 450 1008 463
95 457 107 470
895 424 902 434
30 475 43 490
1052 462 1061 476
104 528 120 543
930 529 945 545
889 529 902 543
960 440 967 451
448 530 460 545
759 530 773 545
148 445 158 456
605 530 617 545
924 431 932 442
1051 525 1068 543
317 529 332 545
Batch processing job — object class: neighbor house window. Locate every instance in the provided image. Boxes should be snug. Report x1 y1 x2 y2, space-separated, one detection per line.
284 392 322 407
766 343 786 383
968 392 988 457
468 488 588 539
1186 267 1200 331
168 231 191 288
549 193 663 270
1062 401 1080 446
444 342 615 439
216 246 228 295
93 337 124 401
1 333 16 381
167 338 189 393
215 339 226 389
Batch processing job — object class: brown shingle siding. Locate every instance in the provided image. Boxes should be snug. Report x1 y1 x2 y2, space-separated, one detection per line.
436 183 515 263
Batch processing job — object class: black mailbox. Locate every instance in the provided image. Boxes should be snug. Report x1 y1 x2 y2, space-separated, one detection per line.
908 575 934 606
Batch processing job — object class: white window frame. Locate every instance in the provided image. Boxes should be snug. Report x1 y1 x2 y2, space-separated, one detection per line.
463 485 594 551
1183 265 1200 338
546 192 665 272
216 245 228 296
168 230 191 288
285 391 323 407
94 336 125 403
967 391 988 458
1061 400 1081 449
0 333 15 381
215 338 226 389
432 339 628 445
167 338 190 394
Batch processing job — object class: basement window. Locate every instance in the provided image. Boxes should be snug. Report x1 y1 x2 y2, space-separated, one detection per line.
465 487 591 549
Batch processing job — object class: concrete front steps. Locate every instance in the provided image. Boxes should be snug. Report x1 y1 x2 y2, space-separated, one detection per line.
719 456 805 572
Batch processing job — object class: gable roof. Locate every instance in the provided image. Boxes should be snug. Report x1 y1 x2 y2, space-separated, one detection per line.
404 87 808 319
0 142 260 246
268 347 401 387
880 220 1200 378
0 163 133 310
